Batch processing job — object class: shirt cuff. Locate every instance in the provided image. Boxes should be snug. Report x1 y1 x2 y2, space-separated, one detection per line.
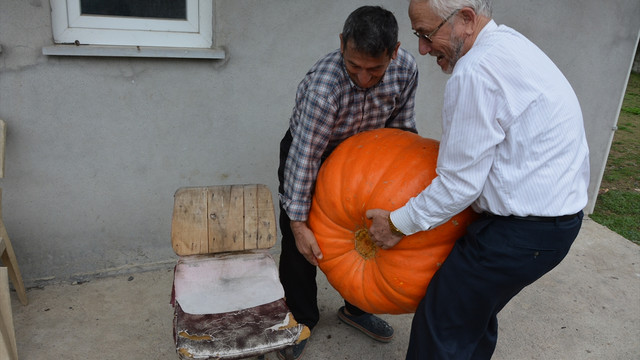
279 195 310 222
390 206 428 236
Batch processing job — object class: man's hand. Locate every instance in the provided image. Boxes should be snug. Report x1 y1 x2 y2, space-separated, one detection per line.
366 209 404 249
291 221 323 266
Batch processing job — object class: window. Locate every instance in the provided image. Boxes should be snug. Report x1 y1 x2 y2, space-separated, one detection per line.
49 0 213 49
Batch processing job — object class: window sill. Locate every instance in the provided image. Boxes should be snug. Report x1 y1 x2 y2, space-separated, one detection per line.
42 45 225 59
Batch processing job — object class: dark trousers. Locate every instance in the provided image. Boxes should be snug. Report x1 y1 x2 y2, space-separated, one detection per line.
278 130 366 329
406 212 583 360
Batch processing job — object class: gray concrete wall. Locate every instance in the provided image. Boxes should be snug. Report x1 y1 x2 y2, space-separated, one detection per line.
0 0 639 285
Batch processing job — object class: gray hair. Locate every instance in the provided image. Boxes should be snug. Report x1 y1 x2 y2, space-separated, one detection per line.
427 0 492 18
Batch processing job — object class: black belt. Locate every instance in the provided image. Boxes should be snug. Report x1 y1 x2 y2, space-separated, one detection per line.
482 212 580 222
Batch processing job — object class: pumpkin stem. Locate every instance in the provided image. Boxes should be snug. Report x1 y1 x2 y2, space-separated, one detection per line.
354 228 378 260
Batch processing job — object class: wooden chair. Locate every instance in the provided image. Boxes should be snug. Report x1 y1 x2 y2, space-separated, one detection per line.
0 119 28 306
1 267 19 360
170 184 310 360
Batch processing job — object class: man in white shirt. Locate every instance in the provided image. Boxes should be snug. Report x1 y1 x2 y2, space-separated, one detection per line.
367 0 590 359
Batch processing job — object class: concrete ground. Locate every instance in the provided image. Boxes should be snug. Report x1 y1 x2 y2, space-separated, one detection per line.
7 217 640 359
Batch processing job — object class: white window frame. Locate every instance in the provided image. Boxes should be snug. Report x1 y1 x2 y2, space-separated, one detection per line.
50 0 213 49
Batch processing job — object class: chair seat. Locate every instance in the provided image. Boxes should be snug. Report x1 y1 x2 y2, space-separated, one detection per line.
174 299 307 360
172 250 309 359
173 250 284 314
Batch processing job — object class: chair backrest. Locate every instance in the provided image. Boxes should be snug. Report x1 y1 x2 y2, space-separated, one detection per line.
171 184 277 256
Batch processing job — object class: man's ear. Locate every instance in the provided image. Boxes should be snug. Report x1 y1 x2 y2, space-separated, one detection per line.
458 7 478 36
391 41 401 60
339 33 345 53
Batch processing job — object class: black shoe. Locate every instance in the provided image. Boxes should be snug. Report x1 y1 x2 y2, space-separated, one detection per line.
277 338 308 360
337 306 394 342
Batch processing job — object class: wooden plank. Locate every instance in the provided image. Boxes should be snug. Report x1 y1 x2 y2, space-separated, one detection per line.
208 185 245 252
0 189 27 305
207 186 229 252
172 184 276 254
0 236 28 306
0 267 18 360
171 187 208 256
244 184 258 249
228 185 246 251
257 185 277 249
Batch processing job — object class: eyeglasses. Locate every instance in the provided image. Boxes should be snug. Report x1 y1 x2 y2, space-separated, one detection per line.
412 9 459 42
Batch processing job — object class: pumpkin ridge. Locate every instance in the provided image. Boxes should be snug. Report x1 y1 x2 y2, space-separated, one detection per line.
373 246 430 303
337 137 382 227
365 134 439 214
364 259 416 313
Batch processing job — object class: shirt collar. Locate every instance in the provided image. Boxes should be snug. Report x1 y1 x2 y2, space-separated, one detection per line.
475 19 498 45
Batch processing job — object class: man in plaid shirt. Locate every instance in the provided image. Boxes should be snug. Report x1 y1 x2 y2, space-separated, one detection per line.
277 6 418 359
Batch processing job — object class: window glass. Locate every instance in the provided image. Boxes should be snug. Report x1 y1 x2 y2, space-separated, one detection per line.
80 0 187 19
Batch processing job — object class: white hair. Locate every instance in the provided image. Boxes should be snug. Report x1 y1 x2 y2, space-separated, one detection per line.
425 0 492 18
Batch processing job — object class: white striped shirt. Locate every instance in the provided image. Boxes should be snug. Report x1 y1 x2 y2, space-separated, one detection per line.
392 20 590 235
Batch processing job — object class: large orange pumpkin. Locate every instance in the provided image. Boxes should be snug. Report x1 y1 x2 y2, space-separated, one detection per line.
308 128 478 314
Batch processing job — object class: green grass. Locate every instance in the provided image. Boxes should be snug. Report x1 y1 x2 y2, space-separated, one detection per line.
590 71 640 245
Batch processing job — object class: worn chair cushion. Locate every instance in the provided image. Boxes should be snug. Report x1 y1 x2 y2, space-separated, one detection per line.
173 250 283 314
171 250 309 359
173 299 308 359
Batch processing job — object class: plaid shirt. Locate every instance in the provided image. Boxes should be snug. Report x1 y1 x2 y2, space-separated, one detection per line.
281 47 418 221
